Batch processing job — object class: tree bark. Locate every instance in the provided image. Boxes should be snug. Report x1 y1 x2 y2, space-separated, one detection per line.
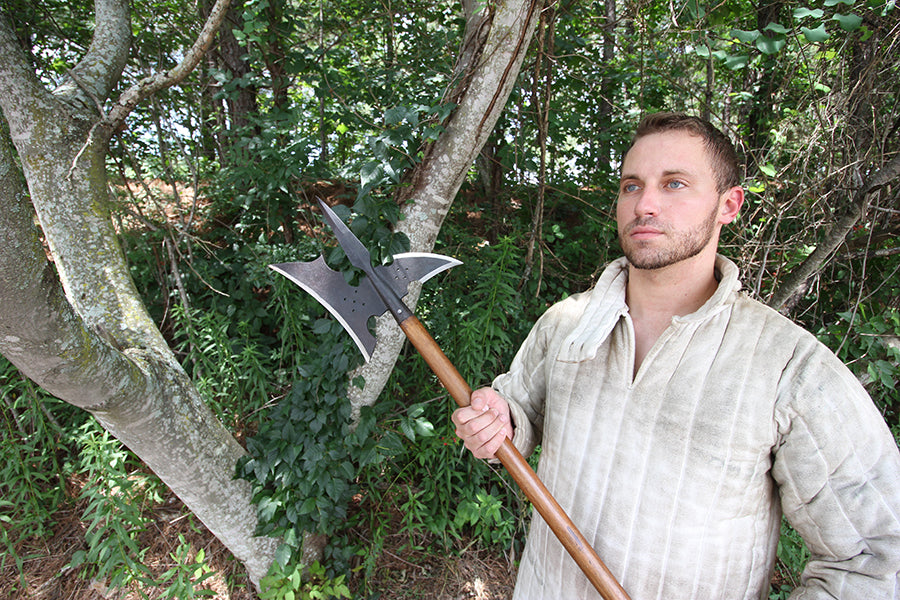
0 0 278 585
348 0 542 413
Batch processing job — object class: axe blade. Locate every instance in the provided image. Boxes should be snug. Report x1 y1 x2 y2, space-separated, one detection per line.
270 250 460 362
376 252 462 301
270 257 383 360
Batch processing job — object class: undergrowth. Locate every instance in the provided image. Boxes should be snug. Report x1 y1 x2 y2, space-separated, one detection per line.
0 359 71 581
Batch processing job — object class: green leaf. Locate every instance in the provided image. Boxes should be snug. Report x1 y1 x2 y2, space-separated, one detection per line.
358 443 380 467
299 497 317 515
730 29 760 43
824 0 854 5
274 543 293 567
759 164 777 177
312 319 332 335
764 22 790 35
413 418 436 437
399 418 416 442
801 24 830 42
359 160 382 192
832 13 863 31
793 7 824 19
723 54 750 70
756 35 787 54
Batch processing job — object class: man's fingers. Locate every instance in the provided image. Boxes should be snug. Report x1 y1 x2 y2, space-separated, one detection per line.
452 405 488 426
452 387 513 460
457 410 511 459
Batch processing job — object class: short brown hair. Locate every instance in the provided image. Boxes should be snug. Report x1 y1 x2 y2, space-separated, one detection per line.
628 112 741 194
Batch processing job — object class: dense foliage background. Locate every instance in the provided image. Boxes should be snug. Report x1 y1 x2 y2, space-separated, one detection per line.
1 0 897 598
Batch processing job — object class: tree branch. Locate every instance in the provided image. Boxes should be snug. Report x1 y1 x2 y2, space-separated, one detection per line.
0 124 149 408
768 151 900 311
0 14 56 134
54 0 131 110
104 0 232 132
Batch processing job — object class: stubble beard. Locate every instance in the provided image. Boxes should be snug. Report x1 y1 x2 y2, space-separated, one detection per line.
620 204 720 270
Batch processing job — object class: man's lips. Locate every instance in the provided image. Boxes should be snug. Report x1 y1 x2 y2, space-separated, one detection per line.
626 225 664 240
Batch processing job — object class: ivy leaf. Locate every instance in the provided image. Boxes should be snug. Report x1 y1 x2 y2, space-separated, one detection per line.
274 543 293 567
764 22 790 35
756 35 787 54
793 7 824 19
723 54 750 70
801 24 830 42
730 29 760 43
824 0 854 5
832 13 863 31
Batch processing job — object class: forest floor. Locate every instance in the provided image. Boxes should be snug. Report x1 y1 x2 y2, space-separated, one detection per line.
0 483 516 600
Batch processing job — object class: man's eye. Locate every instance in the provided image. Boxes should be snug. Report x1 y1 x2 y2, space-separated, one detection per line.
623 183 640 193
666 180 686 189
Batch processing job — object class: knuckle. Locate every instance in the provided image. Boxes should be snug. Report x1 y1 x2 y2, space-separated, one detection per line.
474 430 494 445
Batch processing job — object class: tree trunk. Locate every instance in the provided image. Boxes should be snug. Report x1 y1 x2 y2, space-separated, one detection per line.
0 0 278 585
347 0 542 413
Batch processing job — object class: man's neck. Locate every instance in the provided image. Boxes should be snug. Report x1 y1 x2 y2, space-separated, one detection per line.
624 252 719 375
625 252 719 320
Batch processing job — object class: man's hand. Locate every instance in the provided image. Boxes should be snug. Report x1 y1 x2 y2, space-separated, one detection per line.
451 387 514 460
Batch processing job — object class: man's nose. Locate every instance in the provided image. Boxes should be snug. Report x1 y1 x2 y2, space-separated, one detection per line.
633 188 660 216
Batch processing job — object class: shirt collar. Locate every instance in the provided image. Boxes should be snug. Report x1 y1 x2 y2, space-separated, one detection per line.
558 255 742 362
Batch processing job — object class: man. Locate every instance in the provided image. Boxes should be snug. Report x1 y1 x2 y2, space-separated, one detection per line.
452 113 900 599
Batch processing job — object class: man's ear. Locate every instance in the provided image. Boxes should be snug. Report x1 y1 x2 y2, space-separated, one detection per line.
719 186 745 224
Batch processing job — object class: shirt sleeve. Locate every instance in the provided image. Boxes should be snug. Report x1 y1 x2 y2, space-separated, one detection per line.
491 303 564 458
772 338 900 599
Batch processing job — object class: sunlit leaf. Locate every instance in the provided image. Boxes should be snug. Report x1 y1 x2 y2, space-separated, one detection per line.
764 22 790 35
723 54 750 69
757 35 787 54
802 24 830 42
832 13 863 31
793 7 824 18
730 29 760 43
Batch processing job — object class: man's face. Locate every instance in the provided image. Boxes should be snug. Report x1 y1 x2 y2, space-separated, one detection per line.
616 130 732 270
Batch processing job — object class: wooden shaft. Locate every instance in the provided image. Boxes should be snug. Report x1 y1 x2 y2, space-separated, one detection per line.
398 315 631 600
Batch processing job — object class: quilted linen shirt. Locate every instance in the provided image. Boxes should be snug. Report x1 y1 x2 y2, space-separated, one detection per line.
495 255 900 600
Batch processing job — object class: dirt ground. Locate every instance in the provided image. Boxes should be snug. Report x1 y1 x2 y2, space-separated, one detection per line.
1 490 516 600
